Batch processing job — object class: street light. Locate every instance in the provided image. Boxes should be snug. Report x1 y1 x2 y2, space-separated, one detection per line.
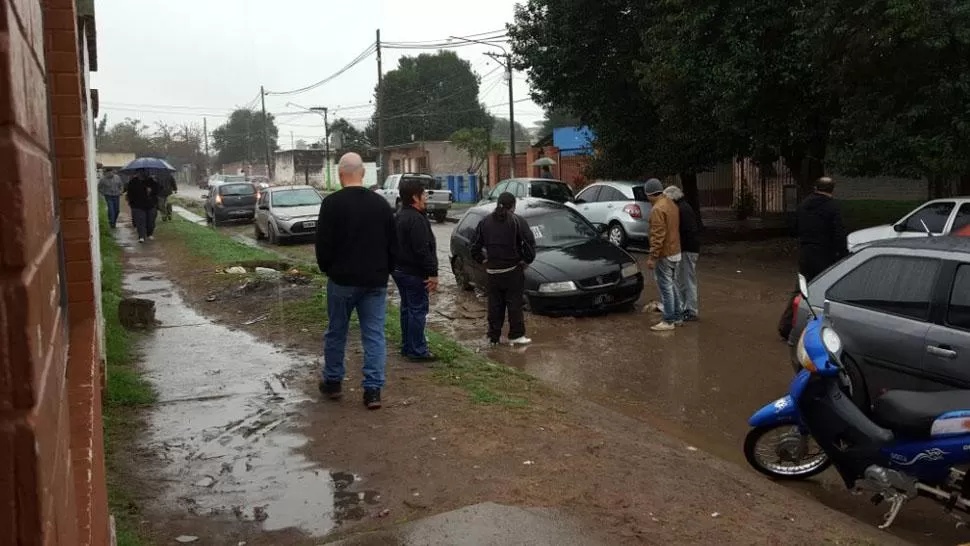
448 36 517 178
286 102 333 190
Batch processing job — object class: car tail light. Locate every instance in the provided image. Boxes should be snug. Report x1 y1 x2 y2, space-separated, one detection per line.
623 204 642 219
792 294 802 329
215 194 223 206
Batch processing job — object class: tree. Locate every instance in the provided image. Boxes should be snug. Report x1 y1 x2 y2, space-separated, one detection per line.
451 127 505 173
211 108 279 166
97 117 153 156
373 51 491 146
535 108 581 141
490 117 531 151
329 117 372 159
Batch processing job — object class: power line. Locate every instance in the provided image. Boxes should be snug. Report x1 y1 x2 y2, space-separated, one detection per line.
265 42 377 97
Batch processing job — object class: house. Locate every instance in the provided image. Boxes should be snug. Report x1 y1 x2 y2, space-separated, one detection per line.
220 160 269 178
384 141 469 179
96 151 136 170
1 0 113 545
274 149 378 190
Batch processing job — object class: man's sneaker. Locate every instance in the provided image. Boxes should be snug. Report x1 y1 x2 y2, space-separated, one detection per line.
138 238 145 244
683 312 699 322
509 336 532 346
148 235 155 241
363 388 382 410
651 321 676 332
407 353 438 363
319 380 343 401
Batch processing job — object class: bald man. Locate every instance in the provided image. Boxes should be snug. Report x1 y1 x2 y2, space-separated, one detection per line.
315 153 397 409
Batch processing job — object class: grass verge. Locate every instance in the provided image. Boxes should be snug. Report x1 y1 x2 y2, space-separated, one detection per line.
100 205 155 546
168 195 205 216
164 215 535 407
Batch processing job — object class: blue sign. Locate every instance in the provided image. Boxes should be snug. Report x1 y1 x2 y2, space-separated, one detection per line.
553 127 595 157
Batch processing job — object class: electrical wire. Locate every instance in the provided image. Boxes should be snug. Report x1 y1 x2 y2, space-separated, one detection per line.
265 42 377 97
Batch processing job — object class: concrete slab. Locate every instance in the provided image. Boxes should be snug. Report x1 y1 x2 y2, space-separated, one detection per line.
326 502 604 546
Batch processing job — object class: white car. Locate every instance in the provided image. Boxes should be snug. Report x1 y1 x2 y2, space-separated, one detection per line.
847 197 970 252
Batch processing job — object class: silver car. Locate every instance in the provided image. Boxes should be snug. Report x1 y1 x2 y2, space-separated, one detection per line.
790 236 970 408
568 181 652 248
254 186 323 244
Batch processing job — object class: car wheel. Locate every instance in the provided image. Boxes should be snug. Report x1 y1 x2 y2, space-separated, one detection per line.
433 211 448 223
608 223 627 247
452 257 473 291
254 221 265 240
267 222 279 245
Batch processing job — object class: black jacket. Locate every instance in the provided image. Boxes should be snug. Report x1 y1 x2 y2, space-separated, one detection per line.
395 206 438 278
315 186 397 288
676 200 700 253
470 213 536 270
794 193 848 271
126 177 159 210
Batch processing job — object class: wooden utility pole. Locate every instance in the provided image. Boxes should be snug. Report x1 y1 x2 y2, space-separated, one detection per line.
203 117 210 177
260 86 272 178
376 29 385 184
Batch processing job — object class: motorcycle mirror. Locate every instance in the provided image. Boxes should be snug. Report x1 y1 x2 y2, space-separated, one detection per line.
798 274 809 300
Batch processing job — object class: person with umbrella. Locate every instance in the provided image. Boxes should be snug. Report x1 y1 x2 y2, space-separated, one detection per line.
533 157 556 179
126 169 159 243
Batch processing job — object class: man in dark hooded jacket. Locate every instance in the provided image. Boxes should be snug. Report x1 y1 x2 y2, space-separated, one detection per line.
778 177 848 339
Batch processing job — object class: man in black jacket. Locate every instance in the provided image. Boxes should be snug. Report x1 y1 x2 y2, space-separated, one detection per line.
126 169 159 243
778 177 848 339
392 178 439 362
664 186 701 321
315 153 397 409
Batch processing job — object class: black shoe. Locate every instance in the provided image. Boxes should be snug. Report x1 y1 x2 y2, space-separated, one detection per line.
363 388 382 410
406 353 438 363
319 380 343 400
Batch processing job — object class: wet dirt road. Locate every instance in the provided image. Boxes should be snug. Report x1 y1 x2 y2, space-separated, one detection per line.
208 216 966 544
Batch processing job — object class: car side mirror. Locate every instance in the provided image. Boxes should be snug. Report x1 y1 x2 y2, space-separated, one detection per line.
893 223 906 233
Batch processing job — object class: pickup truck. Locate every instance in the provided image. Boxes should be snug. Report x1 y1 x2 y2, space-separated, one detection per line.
378 173 453 223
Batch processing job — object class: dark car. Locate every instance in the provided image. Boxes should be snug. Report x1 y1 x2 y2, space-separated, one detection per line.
483 178 575 205
789 236 970 408
203 182 258 225
450 198 644 315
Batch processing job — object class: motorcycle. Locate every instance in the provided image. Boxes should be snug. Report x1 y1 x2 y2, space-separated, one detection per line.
745 275 970 529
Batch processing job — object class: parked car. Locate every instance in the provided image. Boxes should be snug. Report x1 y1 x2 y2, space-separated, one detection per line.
567 180 652 248
377 173 453 222
789 236 970 408
450 198 644 315
483 178 574 205
847 197 970 253
203 181 258 225
254 186 322 244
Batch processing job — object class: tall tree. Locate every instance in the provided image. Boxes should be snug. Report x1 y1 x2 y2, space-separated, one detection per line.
211 108 279 166
329 117 372 158
490 117 531 151
373 51 491 146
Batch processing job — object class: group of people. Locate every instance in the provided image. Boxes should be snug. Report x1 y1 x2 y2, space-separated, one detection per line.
314 153 536 410
642 178 701 332
98 168 178 243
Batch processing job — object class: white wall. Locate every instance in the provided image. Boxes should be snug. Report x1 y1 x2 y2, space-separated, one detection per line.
82 25 104 358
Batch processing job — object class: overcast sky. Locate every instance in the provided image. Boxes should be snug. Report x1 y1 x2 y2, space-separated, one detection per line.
92 0 543 148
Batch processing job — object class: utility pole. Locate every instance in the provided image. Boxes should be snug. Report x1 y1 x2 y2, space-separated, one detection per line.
310 107 331 190
203 117 210 177
260 86 272 179
376 29 385 184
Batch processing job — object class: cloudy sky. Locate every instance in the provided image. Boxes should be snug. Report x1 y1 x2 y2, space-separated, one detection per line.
92 0 543 148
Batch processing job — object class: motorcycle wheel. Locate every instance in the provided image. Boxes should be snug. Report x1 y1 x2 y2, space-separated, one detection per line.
743 424 831 480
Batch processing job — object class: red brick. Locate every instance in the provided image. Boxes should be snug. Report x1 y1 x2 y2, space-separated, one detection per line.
65 260 92 283
13 421 42 545
41 7 73 31
0 130 56 268
53 134 84 159
51 72 79 96
0 421 15 546
60 219 91 241
67 299 95 323
45 50 75 74
56 156 85 178
47 28 76 53
53 115 82 137
59 197 88 221
11 0 45 62
0 20 51 146
66 280 94 303
55 175 86 199
62 239 91 262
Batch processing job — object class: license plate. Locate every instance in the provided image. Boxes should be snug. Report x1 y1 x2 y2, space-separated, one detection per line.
593 294 614 306
303 221 316 228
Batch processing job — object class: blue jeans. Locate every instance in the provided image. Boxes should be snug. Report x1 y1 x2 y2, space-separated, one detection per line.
654 257 682 323
676 252 699 318
322 280 388 390
392 271 431 357
104 195 120 227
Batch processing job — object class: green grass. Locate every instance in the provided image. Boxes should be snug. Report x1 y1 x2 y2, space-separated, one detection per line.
99 204 154 546
840 199 921 231
164 217 536 406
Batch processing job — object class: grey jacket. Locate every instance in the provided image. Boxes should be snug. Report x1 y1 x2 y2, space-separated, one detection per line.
98 174 123 197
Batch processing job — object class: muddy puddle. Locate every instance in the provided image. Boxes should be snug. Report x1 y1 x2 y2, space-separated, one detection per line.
120 232 377 537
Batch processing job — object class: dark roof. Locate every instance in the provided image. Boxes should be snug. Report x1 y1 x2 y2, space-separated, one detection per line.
468 197 571 218
867 235 970 253
501 177 569 185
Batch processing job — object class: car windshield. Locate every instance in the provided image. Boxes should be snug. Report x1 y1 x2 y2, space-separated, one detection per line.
220 183 255 196
526 210 598 248
272 189 322 207
530 181 574 203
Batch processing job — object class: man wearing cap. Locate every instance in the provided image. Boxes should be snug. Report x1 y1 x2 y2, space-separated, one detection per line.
644 178 682 332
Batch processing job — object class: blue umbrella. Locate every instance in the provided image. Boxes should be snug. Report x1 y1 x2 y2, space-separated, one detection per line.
119 157 176 173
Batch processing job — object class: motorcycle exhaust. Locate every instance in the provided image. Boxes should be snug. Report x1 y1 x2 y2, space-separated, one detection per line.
916 483 970 513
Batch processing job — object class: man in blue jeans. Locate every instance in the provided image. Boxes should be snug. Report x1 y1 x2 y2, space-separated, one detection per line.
392 177 439 361
643 179 682 332
97 168 123 228
315 153 397 409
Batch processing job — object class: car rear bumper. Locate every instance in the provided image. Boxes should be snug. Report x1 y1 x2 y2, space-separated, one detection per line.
526 274 644 315
214 206 255 221
426 201 452 213
278 219 318 237
618 218 649 240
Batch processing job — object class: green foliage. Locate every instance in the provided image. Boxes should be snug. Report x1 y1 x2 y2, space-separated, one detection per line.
97 117 206 173
839 200 923 231
451 127 505 173
330 117 372 159
374 51 491 146
535 107 581 141
211 108 280 166
489 117 531 150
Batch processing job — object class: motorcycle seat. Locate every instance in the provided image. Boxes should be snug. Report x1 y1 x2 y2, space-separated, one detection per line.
872 390 970 438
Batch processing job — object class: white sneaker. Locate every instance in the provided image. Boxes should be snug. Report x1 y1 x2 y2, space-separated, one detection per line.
651 321 676 332
148 235 155 241
138 238 145 244
509 336 532 345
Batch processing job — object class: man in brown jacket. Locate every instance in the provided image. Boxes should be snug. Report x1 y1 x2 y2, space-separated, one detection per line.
644 179 682 331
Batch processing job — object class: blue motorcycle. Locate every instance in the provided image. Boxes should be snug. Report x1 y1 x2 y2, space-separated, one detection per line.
745 275 970 529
